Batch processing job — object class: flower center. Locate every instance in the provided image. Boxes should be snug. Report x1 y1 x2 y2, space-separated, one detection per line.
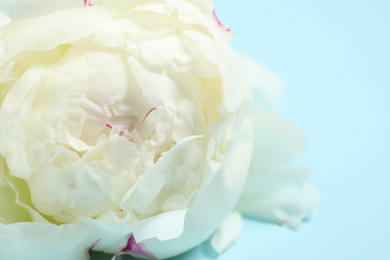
105 107 157 145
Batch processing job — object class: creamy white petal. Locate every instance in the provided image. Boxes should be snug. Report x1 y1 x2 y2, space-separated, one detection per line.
237 165 320 229
76 209 188 255
236 109 320 229
0 6 112 65
211 211 242 254
0 158 31 224
140 112 253 259
0 0 14 27
251 109 307 165
183 30 243 112
0 222 98 260
0 65 49 179
122 135 202 214
0 14 12 28
236 52 285 112
14 0 83 20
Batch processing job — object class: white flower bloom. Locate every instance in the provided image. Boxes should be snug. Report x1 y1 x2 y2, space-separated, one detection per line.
0 0 320 259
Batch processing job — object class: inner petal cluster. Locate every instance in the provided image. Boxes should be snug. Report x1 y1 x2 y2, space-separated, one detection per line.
0 3 235 225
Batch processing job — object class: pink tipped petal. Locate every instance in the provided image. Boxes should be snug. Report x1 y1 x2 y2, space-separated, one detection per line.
211 211 243 254
88 239 100 256
83 0 93 6
213 10 231 32
115 234 156 260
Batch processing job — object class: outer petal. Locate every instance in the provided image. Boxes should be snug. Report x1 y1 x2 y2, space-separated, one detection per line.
236 52 285 112
77 209 188 256
0 3 12 27
236 109 320 229
0 157 31 224
0 19 11 29
14 0 84 20
210 211 242 254
0 6 113 66
0 222 98 260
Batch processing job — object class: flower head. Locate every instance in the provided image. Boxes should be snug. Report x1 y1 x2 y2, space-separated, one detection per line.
0 0 320 259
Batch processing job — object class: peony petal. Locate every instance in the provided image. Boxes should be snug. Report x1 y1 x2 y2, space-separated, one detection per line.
251 109 307 166
14 0 83 20
0 0 14 26
132 209 188 242
0 14 12 28
114 234 157 260
0 222 98 260
236 52 285 112
237 165 320 229
236 109 320 229
210 211 242 254
76 209 188 254
0 6 112 66
0 65 49 179
121 135 203 214
0 186 31 224
183 30 243 112
139 111 253 259
0 1 320 259
0 157 31 224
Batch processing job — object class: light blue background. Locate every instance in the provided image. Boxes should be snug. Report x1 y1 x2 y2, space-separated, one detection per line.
94 1 390 260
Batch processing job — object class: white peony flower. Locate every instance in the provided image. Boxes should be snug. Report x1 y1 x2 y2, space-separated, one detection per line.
0 0 320 259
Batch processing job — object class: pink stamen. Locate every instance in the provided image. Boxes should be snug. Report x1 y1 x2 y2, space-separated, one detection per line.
106 123 113 129
119 129 129 136
142 107 157 123
213 10 231 32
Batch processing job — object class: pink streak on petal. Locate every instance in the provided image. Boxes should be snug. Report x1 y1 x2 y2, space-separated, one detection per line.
84 0 93 6
106 124 113 129
115 234 156 259
87 239 100 256
213 10 231 32
142 107 157 123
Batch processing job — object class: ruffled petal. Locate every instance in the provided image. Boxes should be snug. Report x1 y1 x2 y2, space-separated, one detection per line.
236 109 320 229
0 65 49 179
120 135 203 215
0 5 112 66
139 110 253 259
